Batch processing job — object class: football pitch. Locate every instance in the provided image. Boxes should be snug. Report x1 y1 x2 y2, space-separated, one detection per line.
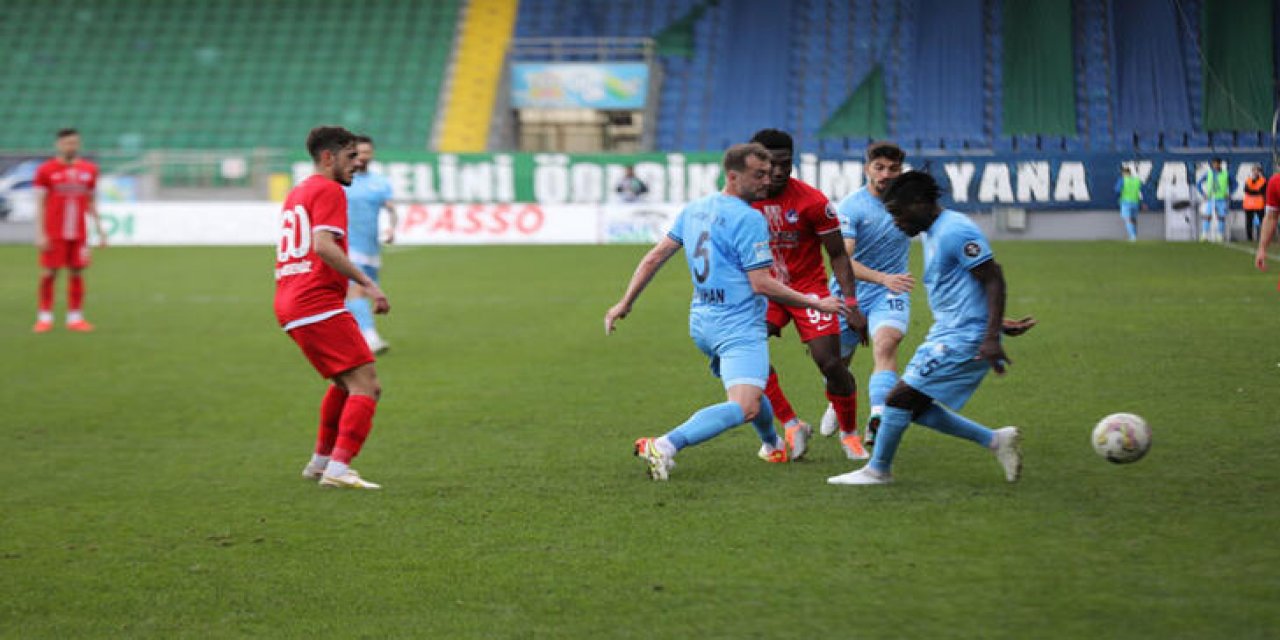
1 240 1277 638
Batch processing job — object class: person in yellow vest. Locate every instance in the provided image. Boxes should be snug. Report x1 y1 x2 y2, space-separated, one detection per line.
1196 157 1234 243
1113 165 1145 242
1243 164 1267 242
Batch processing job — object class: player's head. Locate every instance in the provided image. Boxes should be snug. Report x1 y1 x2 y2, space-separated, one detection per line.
54 128 80 160
354 134 375 173
864 141 905 198
1120 165 1131 175
881 170 943 237
723 142 772 202
1210 157 1223 169
750 128 793 198
1251 163 1264 176
306 126 359 186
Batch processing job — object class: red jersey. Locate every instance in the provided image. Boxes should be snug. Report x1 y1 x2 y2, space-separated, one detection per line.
751 178 840 292
33 158 97 241
1266 173 1280 213
274 175 351 329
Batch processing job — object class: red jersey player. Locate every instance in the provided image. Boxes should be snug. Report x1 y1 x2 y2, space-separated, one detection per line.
278 126 390 490
1255 167 1280 290
748 129 869 461
32 128 105 332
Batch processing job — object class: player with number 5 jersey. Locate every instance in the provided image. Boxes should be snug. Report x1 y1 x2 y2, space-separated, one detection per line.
275 126 391 491
605 143 848 480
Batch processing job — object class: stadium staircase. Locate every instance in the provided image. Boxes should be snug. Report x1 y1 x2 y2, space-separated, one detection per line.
436 0 520 152
0 0 459 152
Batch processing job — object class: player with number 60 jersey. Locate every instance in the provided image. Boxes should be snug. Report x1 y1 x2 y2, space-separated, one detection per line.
275 125 391 491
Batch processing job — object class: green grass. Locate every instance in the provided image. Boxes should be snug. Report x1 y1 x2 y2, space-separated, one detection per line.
1 241 1277 639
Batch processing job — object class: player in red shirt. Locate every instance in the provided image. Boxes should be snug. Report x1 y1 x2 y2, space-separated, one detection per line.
32 128 106 333
748 129 869 461
1253 168 1280 279
278 126 390 490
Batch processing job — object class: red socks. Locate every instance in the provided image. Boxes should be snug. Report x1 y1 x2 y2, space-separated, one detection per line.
331 394 377 465
764 369 798 425
38 274 54 312
315 385 348 456
68 274 84 312
826 390 859 435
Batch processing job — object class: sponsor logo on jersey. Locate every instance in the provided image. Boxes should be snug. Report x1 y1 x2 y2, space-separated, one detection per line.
785 208 799 224
825 203 839 219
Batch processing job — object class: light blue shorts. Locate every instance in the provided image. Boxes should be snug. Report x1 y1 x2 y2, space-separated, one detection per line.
1208 199 1228 216
1119 202 1138 219
691 322 769 390
839 290 911 359
900 339 991 410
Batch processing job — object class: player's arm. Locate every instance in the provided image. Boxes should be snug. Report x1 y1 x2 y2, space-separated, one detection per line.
1257 209 1279 271
844 237 914 293
313 230 390 313
821 230 869 344
605 236 681 334
970 259 1010 374
87 187 106 247
382 201 398 244
32 186 47 250
746 267 845 316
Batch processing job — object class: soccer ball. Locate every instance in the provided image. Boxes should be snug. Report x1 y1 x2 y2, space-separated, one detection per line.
1091 413 1152 464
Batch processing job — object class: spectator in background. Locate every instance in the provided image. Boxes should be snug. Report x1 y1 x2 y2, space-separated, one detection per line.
33 128 105 333
615 165 649 203
1114 165 1144 242
1243 164 1267 243
1197 157 1234 243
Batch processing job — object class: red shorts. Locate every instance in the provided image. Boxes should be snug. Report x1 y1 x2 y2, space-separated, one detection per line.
766 284 839 343
285 312 375 379
40 239 90 270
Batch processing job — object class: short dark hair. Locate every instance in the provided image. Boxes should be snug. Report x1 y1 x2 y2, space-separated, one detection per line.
56 128 78 139
881 170 943 210
1211 157 1223 164
1120 165 1131 173
866 141 905 164
723 142 771 173
355 134 374 146
306 126 357 161
749 128 793 152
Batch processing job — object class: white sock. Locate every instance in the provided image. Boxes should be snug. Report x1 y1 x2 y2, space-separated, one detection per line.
37 311 53 323
654 436 677 457
309 454 330 468
324 460 350 477
66 311 83 323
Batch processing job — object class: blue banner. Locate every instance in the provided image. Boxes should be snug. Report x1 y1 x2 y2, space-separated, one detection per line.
511 63 649 109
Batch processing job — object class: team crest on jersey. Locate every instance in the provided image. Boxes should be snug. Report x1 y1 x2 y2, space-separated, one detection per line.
963 241 982 257
785 209 799 224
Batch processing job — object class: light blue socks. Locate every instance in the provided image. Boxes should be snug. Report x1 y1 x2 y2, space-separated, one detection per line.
665 401 746 450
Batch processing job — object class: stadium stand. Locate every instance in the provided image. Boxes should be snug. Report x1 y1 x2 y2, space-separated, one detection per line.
0 0 459 152
437 0 519 152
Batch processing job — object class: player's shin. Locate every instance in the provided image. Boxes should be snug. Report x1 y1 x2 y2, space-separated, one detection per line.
915 403 995 447
763 370 798 425
665 402 746 449
868 406 912 474
316 385 348 457
867 370 897 414
331 394 377 465
68 273 84 314
751 395 778 445
346 296 375 330
37 273 54 315
825 389 859 434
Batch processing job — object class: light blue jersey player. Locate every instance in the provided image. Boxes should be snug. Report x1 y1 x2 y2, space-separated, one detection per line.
829 171 1024 486
604 143 847 480
819 143 914 445
344 135 397 353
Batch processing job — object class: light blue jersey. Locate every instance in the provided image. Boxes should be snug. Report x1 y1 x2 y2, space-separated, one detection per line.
344 171 393 267
837 187 911 302
920 210 993 345
668 193 774 388
830 187 912 355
